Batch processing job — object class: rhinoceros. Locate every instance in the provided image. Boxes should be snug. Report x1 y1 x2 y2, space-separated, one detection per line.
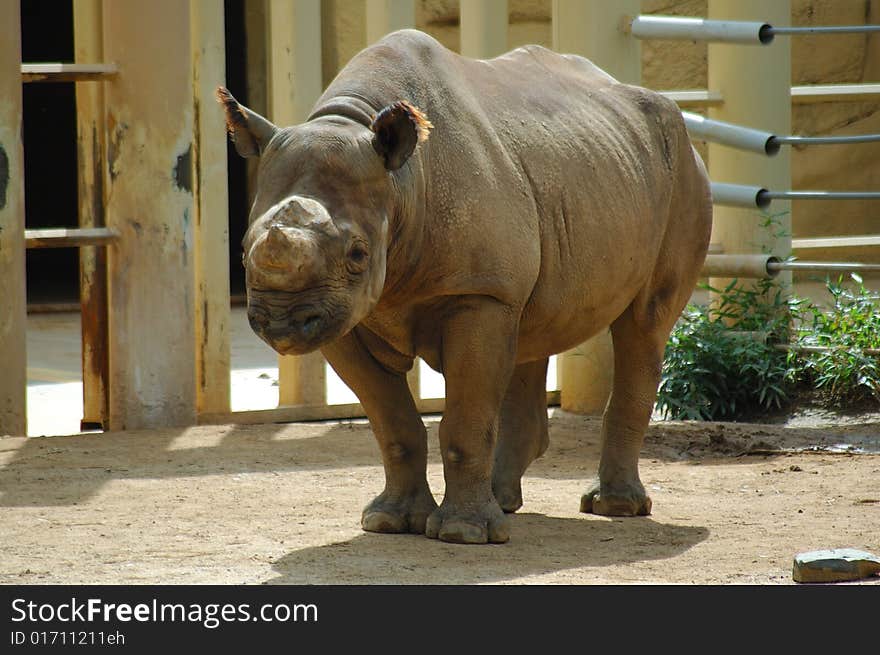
217 29 712 544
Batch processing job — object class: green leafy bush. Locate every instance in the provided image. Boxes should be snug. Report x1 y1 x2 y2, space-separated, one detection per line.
788 274 880 405
657 273 880 421
656 278 794 421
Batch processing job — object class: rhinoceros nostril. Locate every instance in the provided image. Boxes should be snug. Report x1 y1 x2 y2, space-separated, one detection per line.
300 314 324 339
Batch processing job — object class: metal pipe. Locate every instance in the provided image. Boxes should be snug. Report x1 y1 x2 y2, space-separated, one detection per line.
768 25 880 36
763 191 880 201
701 254 781 279
683 111 779 156
772 134 880 146
710 183 771 209
768 261 880 273
630 15 774 44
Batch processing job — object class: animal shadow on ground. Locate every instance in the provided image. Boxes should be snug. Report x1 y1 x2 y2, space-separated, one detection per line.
266 514 709 584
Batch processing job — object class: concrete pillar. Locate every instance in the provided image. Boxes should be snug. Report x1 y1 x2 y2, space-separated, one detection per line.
708 0 792 294
460 0 508 59
366 0 415 44
103 0 200 429
267 0 327 406
0 1 27 436
74 0 110 430
552 0 641 83
192 0 232 416
267 0 322 127
552 0 640 415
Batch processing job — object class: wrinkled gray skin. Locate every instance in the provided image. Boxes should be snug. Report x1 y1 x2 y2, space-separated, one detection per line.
219 30 712 544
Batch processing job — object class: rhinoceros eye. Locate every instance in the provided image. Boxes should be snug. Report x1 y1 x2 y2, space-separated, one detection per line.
346 242 369 274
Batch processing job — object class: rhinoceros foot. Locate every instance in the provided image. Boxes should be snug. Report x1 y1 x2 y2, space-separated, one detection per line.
425 497 510 544
492 476 524 514
361 485 439 535
580 479 652 517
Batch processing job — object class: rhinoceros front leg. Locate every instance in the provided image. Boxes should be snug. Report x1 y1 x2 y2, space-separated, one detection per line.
425 298 518 544
321 329 438 534
492 358 550 513
580 306 664 517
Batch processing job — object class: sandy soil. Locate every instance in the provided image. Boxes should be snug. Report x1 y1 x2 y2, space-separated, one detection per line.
1 409 878 585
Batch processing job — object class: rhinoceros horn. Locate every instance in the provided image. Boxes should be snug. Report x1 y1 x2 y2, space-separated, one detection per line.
247 224 322 290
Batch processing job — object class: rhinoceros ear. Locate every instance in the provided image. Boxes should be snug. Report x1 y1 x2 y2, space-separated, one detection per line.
370 101 432 171
215 86 278 158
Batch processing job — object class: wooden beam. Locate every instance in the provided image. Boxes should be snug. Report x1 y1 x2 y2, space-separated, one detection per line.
22 62 118 82
199 391 562 425
659 89 724 107
74 0 111 431
460 0 508 59
792 83 880 104
25 227 118 248
267 0 328 407
553 0 641 84
103 0 199 429
792 235 880 249
0 1 28 436
192 0 232 416
366 0 415 44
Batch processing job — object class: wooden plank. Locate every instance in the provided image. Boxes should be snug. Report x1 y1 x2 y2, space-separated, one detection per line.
22 62 118 83
461 0 508 59
659 89 725 107
366 0 415 44
553 0 641 83
24 227 118 248
791 235 880 250
192 0 231 416
791 83 880 104
103 0 198 430
0 1 28 436
199 391 562 425
552 1 641 416
267 0 328 407
74 0 110 430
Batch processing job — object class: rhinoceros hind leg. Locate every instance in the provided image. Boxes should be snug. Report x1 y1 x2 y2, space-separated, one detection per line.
580 302 671 517
492 358 550 513
362 484 439 534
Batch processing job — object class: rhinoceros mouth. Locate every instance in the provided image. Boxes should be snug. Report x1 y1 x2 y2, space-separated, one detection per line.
246 289 351 355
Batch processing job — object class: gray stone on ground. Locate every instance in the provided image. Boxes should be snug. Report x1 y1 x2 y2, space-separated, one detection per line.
792 548 880 583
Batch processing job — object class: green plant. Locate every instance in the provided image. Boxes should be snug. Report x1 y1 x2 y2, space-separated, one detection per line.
656 277 796 421
788 273 880 405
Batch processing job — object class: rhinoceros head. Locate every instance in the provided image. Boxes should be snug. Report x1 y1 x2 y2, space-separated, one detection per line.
216 87 431 355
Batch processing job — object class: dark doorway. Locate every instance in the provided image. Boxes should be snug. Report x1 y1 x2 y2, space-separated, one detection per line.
21 0 79 306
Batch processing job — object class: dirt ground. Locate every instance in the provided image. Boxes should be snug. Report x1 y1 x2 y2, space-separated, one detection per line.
1 409 878 585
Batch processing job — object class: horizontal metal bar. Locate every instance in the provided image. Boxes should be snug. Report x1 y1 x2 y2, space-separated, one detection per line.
702 254 780 279
21 63 118 83
772 134 880 146
763 191 880 201
710 183 771 209
630 15 773 44
25 227 119 249
768 261 880 273
768 25 880 36
683 111 779 155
